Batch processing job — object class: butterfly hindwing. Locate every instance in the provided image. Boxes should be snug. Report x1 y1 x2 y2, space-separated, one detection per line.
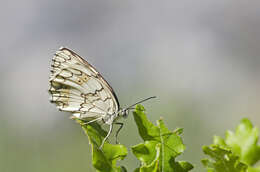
49 47 120 120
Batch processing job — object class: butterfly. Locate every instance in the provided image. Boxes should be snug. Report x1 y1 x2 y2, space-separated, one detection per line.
49 47 155 149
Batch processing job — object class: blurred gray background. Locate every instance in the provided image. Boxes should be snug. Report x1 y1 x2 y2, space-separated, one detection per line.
1 0 260 171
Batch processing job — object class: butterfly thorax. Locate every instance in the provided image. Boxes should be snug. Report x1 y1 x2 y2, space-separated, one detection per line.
102 112 120 125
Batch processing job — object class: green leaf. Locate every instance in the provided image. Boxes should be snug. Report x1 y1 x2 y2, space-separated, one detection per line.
248 166 260 172
223 118 260 166
202 118 260 172
132 105 193 172
76 120 128 172
133 143 160 172
201 145 248 172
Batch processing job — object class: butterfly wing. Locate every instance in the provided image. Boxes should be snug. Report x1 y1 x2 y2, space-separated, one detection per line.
49 47 120 120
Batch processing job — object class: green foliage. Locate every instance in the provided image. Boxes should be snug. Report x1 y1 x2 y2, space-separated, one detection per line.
202 118 260 172
75 105 260 172
77 120 127 172
224 119 260 166
202 145 247 172
75 105 193 172
132 105 193 172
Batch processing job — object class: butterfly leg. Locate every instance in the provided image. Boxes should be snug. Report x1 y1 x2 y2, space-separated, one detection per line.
82 117 103 125
115 122 124 144
99 123 113 149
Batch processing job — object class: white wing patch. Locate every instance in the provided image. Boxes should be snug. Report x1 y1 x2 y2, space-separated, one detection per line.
49 47 119 120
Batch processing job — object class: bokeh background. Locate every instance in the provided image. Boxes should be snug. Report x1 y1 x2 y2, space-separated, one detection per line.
1 0 260 171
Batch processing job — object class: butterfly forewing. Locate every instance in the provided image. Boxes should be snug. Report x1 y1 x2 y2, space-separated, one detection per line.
49 47 120 120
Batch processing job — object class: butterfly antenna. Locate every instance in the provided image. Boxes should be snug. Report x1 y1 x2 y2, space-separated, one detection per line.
126 96 156 110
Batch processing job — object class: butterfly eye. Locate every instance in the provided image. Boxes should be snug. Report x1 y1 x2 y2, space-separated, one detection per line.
122 110 129 118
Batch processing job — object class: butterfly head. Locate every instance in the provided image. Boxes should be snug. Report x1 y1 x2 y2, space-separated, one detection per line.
119 108 129 118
